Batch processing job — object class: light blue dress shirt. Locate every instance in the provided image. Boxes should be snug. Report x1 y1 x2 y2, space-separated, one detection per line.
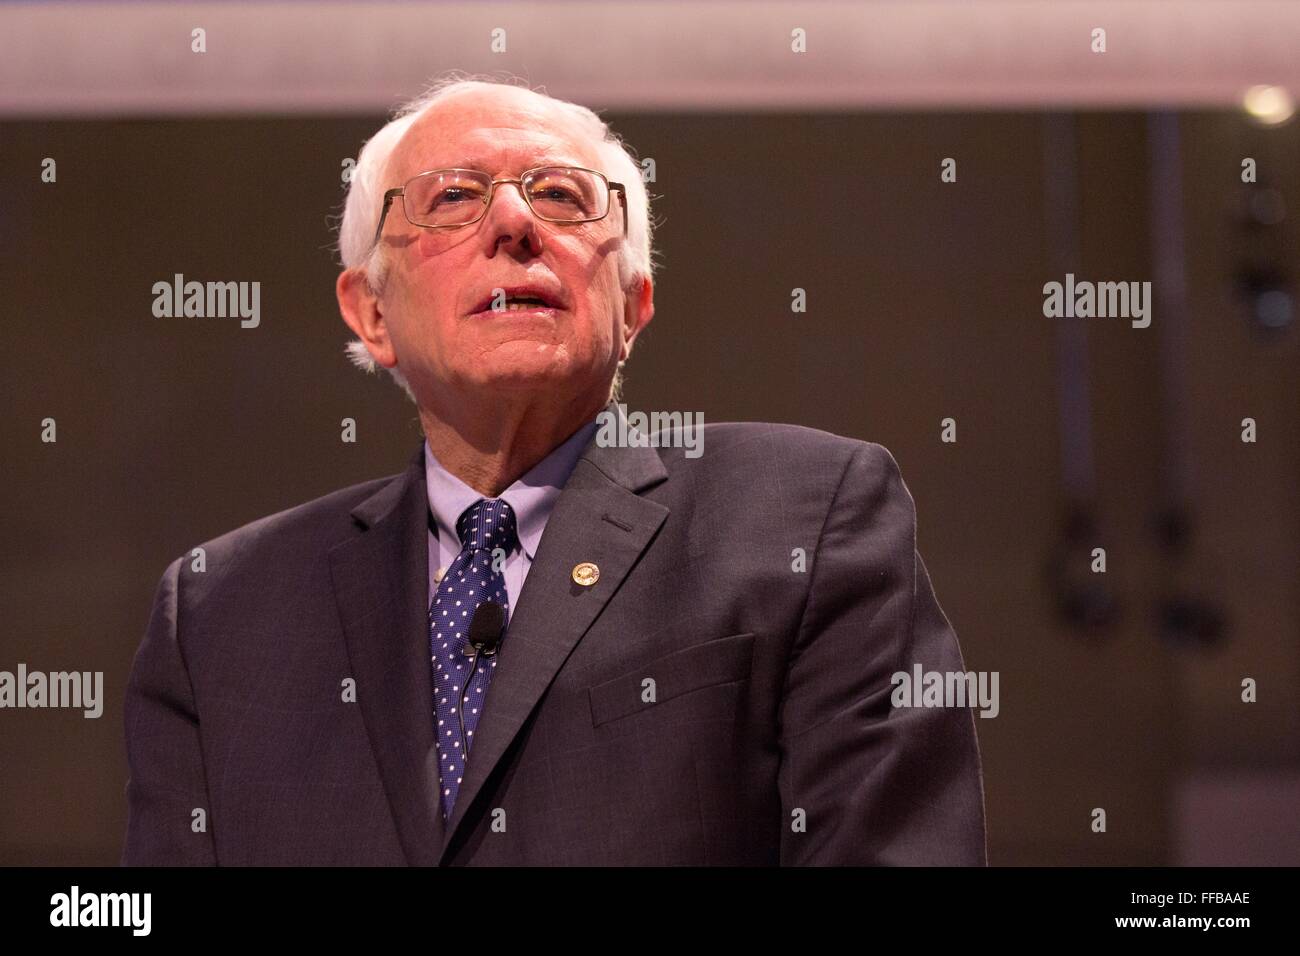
425 416 600 625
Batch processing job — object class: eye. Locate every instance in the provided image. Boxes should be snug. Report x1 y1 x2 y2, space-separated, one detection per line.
432 185 481 207
532 185 581 204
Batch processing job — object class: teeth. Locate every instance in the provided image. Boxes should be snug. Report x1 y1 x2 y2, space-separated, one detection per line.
501 301 548 311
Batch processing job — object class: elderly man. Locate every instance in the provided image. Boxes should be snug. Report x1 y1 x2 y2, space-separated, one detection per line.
122 75 986 866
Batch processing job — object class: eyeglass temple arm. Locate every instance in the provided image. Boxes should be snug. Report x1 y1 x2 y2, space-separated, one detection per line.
610 182 628 237
372 188 404 247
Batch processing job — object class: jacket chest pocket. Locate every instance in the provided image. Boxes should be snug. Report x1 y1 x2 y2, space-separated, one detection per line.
587 632 755 728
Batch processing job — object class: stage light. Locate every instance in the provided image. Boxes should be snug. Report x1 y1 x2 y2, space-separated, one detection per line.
1242 85 1295 127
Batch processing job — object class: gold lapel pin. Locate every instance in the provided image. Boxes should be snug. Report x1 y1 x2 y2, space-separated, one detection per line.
572 562 600 586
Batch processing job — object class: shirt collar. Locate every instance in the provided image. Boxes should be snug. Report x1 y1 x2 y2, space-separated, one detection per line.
424 415 600 561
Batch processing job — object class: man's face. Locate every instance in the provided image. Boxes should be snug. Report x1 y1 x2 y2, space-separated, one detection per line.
366 88 642 410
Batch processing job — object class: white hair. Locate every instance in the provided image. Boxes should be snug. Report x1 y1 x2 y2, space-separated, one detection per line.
335 71 659 403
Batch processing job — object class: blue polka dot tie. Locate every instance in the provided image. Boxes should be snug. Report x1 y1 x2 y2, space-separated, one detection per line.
429 497 519 821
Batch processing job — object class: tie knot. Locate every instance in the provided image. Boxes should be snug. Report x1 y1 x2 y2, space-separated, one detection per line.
456 498 519 555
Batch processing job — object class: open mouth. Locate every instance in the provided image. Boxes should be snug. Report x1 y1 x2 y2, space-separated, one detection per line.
469 288 567 316
492 296 554 312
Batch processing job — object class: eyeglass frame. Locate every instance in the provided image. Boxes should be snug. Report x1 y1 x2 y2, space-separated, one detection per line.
371 165 628 248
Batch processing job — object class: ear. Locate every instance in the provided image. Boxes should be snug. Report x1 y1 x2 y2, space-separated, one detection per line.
337 267 397 369
619 273 655 363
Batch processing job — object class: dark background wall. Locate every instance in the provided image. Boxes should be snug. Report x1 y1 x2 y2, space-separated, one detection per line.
1 110 1297 864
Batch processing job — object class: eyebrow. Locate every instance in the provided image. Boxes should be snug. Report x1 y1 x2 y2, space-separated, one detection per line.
438 156 587 173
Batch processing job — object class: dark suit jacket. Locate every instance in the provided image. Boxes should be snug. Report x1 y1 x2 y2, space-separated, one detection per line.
122 401 986 865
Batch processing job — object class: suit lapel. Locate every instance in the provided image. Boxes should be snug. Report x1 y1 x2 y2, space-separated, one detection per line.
326 403 671 865
439 402 670 859
328 444 445 865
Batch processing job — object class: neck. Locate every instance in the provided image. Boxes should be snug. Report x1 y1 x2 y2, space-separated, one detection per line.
419 386 608 497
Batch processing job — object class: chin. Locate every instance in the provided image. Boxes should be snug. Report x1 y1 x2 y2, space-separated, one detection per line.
470 364 572 393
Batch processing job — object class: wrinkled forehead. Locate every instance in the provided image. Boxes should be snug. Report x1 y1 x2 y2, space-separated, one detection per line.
388 89 602 185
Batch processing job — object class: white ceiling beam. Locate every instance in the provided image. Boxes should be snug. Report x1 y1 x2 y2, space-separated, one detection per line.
1 1 1297 116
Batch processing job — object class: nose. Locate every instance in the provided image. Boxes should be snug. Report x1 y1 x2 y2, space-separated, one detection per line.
482 179 541 253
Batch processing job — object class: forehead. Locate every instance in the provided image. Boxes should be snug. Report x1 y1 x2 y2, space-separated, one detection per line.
390 89 600 180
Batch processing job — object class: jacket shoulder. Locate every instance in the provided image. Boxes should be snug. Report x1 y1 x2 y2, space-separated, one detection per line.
654 417 899 475
646 418 911 530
